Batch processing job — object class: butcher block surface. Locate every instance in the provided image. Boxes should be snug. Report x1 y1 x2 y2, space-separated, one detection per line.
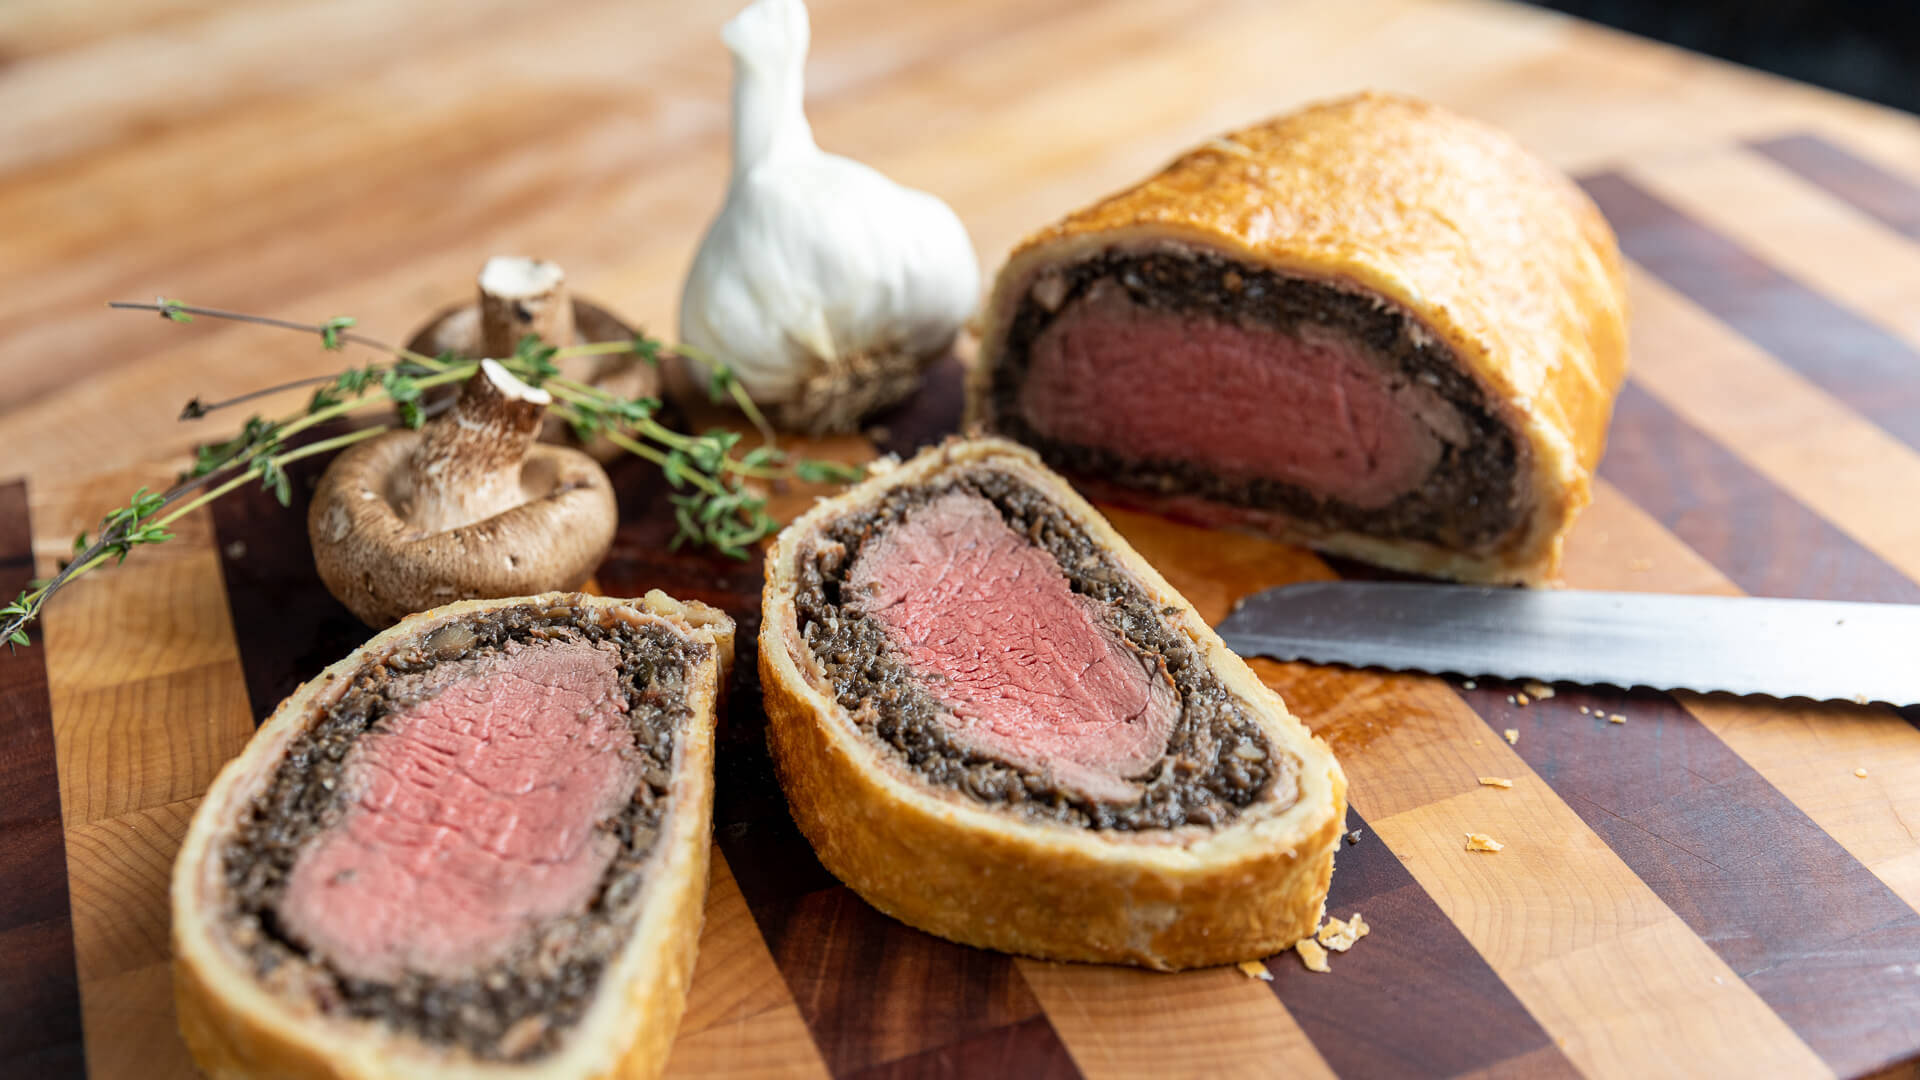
7 1 1920 1077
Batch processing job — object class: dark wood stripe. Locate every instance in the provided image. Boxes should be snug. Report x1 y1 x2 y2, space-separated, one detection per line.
1601 381 1920 603
1581 171 1920 453
844 1016 1080 1080
1266 810 1573 1079
0 480 87 1077
1457 679 1920 1076
208 426 377 724
1748 133 1920 241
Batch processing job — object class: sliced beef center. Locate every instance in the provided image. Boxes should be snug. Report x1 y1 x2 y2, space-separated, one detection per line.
794 468 1296 831
847 491 1179 805
992 250 1524 552
276 638 636 983
223 609 700 1062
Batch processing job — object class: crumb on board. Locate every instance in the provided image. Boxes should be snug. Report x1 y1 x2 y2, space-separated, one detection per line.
1465 832 1506 853
1628 557 1653 572
1609 713 1627 724
1318 913 1371 952
1516 692 1531 706
1507 694 1517 705
1853 694 1871 706
1856 767 1870 778
1237 959 1273 981
1523 680 1555 700
1346 828 1364 845
1296 938 1331 973
1504 728 1519 745
1462 680 1477 690
1478 776 1514 789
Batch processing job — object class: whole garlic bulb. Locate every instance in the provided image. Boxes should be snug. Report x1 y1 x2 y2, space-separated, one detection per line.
678 0 980 435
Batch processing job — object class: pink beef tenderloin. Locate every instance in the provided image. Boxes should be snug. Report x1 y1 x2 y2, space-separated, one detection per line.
848 491 1178 804
277 639 639 982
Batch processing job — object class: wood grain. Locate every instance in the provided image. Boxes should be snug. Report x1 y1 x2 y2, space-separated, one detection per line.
0 480 86 1078
1749 134 1920 243
1014 960 1335 1080
1582 172 1920 452
9 1 1920 1078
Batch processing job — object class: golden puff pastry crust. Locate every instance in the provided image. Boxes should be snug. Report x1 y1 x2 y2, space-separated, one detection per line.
172 592 732 1080
970 92 1629 585
759 437 1347 971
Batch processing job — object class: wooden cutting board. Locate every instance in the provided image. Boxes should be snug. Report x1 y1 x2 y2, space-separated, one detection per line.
8 1 1920 1077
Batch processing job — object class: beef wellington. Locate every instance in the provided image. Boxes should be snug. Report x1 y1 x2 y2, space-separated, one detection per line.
760 437 1346 970
969 91 1630 585
172 592 732 1080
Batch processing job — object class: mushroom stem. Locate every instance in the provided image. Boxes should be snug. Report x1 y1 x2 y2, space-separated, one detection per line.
399 360 552 534
479 256 576 358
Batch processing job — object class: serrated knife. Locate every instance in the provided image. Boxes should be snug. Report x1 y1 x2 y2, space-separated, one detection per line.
1214 582 1920 706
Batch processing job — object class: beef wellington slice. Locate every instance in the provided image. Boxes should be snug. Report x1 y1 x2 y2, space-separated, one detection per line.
970 91 1630 585
761 437 1347 970
172 591 733 1079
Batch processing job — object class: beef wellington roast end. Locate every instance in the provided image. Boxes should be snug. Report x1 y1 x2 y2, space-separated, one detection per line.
171 591 732 1080
761 437 1347 970
970 91 1630 585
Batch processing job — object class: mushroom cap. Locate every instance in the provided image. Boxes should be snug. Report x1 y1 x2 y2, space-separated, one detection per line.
307 431 619 627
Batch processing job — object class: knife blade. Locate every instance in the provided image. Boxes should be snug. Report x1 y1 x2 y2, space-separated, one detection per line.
1214 582 1920 706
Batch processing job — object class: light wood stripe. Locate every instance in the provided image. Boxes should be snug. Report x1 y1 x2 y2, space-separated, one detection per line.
1632 146 1920 349
1106 512 1826 1079
1309 669 1827 1078
665 852 831 1079
1749 134 1920 242
33 469 252 1075
79 961 196 1080
1016 960 1335 1080
35 471 256 828
1612 270 1920 587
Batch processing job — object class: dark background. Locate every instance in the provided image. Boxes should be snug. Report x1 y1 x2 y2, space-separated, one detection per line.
1527 0 1920 115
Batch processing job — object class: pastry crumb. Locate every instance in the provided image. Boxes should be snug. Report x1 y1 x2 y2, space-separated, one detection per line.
1853 694 1871 705
1478 776 1514 789
1504 728 1519 745
1628 557 1653 572
1516 692 1530 706
1237 959 1273 981
1609 713 1626 724
1578 705 1590 715
1462 679 1477 689
1296 938 1331 973
1465 832 1506 852
1346 828 1364 845
1523 680 1554 700
1318 913 1371 952
1856 767 1869 778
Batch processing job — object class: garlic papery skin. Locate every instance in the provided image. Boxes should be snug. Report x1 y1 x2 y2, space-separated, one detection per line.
678 0 980 435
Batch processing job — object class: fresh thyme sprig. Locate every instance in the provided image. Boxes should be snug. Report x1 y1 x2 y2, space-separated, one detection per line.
0 300 865 650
